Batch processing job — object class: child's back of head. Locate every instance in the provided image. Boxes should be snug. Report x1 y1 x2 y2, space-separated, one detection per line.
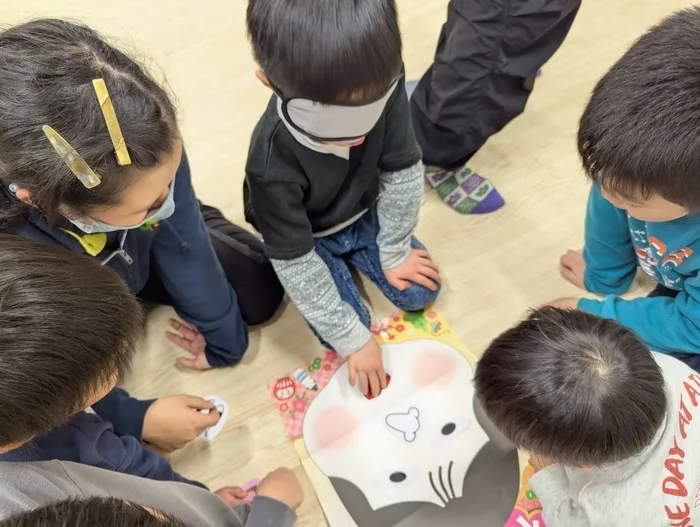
246 0 402 103
0 235 142 450
578 7 700 212
475 307 666 467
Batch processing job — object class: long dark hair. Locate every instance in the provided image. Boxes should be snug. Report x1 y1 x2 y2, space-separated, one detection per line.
0 19 178 223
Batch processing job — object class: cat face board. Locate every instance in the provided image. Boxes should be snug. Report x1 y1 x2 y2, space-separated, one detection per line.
302 339 519 526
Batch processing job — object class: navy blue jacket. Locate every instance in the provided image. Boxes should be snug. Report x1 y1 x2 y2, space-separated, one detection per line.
0 153 248 436
0 411 205 489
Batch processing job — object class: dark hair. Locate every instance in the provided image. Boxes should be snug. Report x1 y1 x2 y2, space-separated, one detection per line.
0 498 189 527
0 18 178 223
474 307 666 467
578 7 700 209
246 0 402 103
0 234 143 447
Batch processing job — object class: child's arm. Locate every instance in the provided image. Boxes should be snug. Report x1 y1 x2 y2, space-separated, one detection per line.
529 465 590 527
53 412 206 488
91 387 155 440
271 250 372 357
581 186 638 294
578 274 700 354
376 74 423 271
151 151 248 367
376 162 423 270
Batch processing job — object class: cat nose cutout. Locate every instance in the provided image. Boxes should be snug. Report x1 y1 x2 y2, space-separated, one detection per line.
385 407 421 442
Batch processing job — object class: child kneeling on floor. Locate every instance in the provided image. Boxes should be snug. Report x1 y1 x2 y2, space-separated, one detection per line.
244 0 441 397
475 307 699 527
554 7 700 371
0 235 300 523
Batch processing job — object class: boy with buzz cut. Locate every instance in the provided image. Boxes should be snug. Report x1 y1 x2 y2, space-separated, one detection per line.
0 235 300 524
475 307 700 526
245 0 441 397
554 7 700 371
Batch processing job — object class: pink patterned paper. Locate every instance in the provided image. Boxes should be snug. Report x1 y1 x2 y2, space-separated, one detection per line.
267 349 345 438
504 509 545 527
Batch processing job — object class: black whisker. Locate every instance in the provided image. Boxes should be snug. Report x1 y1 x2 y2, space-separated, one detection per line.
429 470 448 506
438 465 450 504
447 460 456 500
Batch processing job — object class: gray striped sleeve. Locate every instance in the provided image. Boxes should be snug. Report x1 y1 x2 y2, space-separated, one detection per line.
271 251 372 357
376 161 424 270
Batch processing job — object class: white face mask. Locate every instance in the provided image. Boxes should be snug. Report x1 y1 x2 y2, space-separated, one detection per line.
68 177 176 234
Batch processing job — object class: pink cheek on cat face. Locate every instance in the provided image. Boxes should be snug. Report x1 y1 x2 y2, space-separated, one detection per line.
312 405 359 452
412 350 457 387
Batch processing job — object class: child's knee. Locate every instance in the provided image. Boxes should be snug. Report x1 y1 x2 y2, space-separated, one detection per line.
393 282 441 312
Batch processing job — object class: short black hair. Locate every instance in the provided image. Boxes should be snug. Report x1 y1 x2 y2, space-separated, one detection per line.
0 235 143 447
247 0 402 103
474 307 666 467
0 19 178 223
0 498 189 527
578 7 700 209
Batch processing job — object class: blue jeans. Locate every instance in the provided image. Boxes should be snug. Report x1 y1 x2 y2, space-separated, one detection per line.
313 209 440 344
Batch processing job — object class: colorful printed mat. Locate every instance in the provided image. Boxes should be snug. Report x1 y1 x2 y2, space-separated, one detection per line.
267 308 545 527
505 463 545 526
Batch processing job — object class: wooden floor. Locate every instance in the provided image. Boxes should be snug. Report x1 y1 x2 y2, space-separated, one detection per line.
0 1 694 525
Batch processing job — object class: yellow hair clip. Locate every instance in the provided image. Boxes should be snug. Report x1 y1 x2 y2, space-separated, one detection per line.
92 78 132 166
42 125 102 189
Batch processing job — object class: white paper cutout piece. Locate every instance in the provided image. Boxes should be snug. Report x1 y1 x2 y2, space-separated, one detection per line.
302 339 490 512
200 394 228 442
385 407 421 443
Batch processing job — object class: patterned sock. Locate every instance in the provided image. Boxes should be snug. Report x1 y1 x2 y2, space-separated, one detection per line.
424 164 505 214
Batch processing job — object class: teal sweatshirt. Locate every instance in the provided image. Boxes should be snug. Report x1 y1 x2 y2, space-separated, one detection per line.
578 186 700 355
529 353 700 526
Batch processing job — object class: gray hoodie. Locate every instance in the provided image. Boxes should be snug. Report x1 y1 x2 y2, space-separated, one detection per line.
530 353 700 527
0 460 296 527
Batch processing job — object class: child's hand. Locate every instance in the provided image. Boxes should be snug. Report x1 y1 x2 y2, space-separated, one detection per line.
385 249 441 291
214 486 249 507
348 338 387 397
166 318 211 370
560 249 585 289
257 468 305 510
143 395 220 452
546 297 579 310
529 454 556 472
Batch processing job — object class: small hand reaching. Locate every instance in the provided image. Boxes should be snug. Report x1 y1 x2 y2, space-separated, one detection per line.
559 249 585 290
347 338 387 397
385 249 441 292
143 394 220 453
214 486 249 507
257 468 305 510
166 318 211 370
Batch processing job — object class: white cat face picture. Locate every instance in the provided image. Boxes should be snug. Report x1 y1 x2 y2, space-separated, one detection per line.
302 339 520 527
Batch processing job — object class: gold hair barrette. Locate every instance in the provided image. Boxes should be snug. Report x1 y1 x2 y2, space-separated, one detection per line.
42 78 131 189
42 125 101 189
92 78 132 166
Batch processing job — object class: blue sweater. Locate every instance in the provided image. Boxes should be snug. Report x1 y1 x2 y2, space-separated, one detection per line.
578 185 700 354
0 411 205 489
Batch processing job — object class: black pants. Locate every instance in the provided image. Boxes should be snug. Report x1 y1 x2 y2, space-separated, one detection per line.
410 0 581 169
139 202 284 326
648 284 700 372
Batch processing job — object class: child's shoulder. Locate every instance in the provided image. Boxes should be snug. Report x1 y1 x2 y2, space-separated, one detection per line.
246 96 304 181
